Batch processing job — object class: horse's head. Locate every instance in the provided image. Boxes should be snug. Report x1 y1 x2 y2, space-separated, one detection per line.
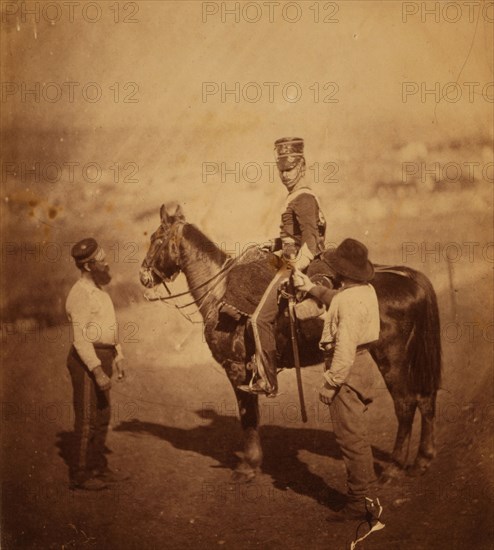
139 202 186 288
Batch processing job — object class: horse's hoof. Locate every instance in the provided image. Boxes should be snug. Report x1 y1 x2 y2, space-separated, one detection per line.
379 463 404 485
231 469 256 484
407 457 432 477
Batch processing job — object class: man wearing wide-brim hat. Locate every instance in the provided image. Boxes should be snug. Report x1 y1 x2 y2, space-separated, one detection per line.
294 238 382 523
239 137 327 396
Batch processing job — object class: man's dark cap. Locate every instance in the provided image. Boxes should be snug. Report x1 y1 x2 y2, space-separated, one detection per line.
71 238 99 262
274 137 305 170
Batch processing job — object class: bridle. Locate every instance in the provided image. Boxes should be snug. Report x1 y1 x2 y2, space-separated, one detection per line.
142 220 186 291
142 220 254 322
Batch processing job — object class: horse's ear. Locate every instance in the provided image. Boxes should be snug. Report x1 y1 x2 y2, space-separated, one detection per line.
161 202 185 225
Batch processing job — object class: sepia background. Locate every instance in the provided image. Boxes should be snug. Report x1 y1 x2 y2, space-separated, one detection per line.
1 1 493 548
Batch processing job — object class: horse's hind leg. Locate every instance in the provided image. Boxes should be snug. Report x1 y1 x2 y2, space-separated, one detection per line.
392 395 418 466
408 392 437 476
381 389 418 482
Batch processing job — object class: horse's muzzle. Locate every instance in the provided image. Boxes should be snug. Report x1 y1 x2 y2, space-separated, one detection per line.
139 267 157 288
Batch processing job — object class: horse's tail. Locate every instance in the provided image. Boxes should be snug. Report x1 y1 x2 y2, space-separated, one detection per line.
392 266 442 394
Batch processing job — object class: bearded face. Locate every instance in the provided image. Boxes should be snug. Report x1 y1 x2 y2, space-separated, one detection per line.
89 260 112 287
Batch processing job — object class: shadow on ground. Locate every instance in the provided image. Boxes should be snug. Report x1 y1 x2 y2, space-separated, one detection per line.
110 409 392 509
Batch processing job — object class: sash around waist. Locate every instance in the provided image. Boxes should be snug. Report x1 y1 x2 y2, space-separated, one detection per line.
70 343 116 353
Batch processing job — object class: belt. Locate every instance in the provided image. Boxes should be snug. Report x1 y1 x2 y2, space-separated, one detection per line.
93 343 117 350
321 343 372 354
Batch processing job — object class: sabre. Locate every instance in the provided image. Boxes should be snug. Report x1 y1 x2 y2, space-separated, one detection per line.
287 274 308 423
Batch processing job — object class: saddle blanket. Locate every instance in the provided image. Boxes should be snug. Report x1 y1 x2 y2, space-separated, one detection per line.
220 248 280 317
220 251 332 318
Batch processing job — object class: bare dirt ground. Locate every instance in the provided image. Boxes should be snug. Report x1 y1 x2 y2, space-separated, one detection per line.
1 208 493 550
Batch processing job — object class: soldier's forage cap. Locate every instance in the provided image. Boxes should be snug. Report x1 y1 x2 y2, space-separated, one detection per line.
274 137 304 170
71 238 105 263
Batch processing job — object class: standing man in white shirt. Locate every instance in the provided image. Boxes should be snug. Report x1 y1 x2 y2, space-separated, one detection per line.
294 239 382 522
66 238 127 491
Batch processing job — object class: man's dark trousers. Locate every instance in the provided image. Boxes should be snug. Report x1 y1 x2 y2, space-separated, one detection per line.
67 346 114 486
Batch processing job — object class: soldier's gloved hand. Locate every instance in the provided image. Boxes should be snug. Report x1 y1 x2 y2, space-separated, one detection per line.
284 242 313 271
282 242 298 262
293 268 315 293
93 365 112 391
319 382 336 405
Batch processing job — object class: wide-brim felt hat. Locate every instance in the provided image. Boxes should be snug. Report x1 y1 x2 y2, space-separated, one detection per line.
274 137 304 171
323 238 375 282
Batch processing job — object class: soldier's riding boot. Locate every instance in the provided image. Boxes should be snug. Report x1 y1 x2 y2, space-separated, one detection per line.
239 350 278 396
258 349 279 394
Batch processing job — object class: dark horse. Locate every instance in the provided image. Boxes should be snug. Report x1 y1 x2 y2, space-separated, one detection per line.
140 203 442 482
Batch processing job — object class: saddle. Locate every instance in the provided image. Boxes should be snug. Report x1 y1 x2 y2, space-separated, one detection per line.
219 252 333 320
219 248 280 318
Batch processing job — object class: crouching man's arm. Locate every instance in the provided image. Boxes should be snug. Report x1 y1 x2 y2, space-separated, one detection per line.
292 268 338 306
320 301 359 404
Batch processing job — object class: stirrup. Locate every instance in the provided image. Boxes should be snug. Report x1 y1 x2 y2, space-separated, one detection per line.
238 369 277 396
239 355 278 397
237 381 277 397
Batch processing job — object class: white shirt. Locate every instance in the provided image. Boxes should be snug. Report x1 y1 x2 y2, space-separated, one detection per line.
66 277 123 370
320 284 380 388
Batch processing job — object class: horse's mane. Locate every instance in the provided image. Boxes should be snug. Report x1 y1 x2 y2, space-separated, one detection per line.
183 224 228 265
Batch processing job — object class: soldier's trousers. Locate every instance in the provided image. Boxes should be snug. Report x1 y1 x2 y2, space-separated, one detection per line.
66 346 114 484
250 264 292 390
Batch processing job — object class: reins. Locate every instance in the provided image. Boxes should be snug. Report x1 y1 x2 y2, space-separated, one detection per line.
147 258 236 324
149 256 235 304
174 256 236 310
144 221 258 320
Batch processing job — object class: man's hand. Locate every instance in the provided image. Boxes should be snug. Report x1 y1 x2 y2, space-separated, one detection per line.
115 359 125 382
319 382 336 405
293 268 315 293
93 365 111 391
260 238 282 253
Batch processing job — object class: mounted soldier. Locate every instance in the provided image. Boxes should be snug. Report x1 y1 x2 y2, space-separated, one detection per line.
140 197 442 485
239 137 327 396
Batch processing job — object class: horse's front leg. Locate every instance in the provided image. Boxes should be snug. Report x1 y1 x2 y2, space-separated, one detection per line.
224 361 263 483
233 388 262 482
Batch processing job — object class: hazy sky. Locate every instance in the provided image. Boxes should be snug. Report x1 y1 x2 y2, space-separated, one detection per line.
2 0 493 175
